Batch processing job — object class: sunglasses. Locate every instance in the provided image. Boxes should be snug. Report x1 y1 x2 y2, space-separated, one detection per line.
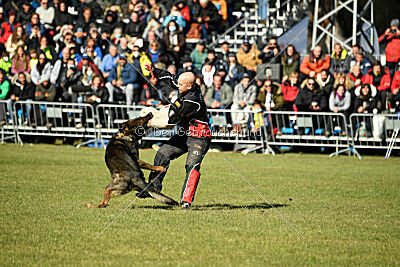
308 83 315 86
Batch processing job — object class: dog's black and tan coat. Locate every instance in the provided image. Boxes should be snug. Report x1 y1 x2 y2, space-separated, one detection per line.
87 113 178 208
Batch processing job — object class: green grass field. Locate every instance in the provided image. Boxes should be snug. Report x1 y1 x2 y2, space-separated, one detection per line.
1 143 399 265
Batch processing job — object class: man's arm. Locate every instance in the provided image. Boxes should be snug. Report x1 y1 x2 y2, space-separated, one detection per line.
152 68 178 89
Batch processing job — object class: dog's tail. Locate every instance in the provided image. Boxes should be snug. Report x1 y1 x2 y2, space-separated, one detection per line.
145 185 179 206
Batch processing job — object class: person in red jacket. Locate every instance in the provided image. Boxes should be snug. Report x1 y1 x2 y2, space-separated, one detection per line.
0 10 20 44
363 61 392 109
391 62 400 92
281 71 300 111
378 19 400 78
300 45 331 81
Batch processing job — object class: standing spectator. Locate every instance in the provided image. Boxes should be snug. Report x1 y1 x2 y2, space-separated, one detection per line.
0 69 11 125
162 4 186 30
231 73 257 125
211 0 228 29
54 1 73 32
11 46 31 80
190 40 208 70
316 69 335 96
193 0 221 41
126 11 146 38
295 77 327 112
236 39 262 72
281 71 300 111
326 84 351 136
300 45 331 79
32 74 57 127
106 54 139 105
330 43 351 77
100 45 119 80
17 1 34 27
163 20 186 64
378 19 400 78
348 65 364 87
0 51 12 76
5 25 26 59
36 0 55 29
259 37 280 64
205 74 233 109
176 0 191 30
31 52 52 86
281 44 300 81
0 10 20 44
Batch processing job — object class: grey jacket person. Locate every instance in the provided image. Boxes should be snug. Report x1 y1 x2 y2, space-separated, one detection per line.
329 90 351 112
205 83 233 108
232 83 257 107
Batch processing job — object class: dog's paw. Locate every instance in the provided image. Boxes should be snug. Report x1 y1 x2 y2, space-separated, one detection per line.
154 166 166 172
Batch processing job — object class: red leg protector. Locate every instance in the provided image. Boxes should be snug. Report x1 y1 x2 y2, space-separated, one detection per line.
181 168 200 204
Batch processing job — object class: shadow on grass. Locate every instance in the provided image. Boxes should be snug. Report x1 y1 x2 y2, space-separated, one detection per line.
136 203 288 211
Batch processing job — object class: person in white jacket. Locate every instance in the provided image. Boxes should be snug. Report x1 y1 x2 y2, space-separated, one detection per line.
36 0 55 29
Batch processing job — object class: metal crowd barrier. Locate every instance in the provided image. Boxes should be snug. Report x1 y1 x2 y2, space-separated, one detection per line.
13 101 97 147
0 100 21 144
262 111 354 157
350 113 400 151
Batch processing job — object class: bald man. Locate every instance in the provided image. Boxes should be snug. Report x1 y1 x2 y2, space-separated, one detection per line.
140 66 212 210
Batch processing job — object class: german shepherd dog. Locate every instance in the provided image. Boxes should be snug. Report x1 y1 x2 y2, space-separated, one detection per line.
87 113 178 207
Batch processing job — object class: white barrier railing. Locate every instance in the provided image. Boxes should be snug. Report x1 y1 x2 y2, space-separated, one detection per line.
0 100 20 144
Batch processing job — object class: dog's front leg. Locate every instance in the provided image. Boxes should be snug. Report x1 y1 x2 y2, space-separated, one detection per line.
86 188 112 208
137 159 166 172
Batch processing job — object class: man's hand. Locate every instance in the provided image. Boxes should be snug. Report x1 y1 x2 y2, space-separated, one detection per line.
240 101 246 108
112 80 117 86
197 17 203 23
385 28 391 35
309 71 316 78
334 107 339 113
357 106 365 113
393 87 399 95
116 80 123 87
35 91 43 97
10 95 16 101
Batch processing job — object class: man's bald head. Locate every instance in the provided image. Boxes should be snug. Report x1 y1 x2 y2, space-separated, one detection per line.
177 72 196 94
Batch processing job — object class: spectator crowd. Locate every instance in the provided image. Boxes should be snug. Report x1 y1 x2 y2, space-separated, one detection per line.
0 0 399 134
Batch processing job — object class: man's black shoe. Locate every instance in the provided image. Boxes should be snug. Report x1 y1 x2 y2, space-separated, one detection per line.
136 191 151 198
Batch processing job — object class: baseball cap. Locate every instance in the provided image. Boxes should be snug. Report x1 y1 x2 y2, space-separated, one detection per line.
242 39 250 45
198 39 206 46
228 52 236 57
82 53 90 59
242 73 251 79
118 54 126 59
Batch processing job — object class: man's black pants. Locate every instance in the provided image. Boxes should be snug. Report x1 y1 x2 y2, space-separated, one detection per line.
148 134 211 204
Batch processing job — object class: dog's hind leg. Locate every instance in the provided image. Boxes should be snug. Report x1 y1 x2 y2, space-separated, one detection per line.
137 159 166 172
86 188 113 208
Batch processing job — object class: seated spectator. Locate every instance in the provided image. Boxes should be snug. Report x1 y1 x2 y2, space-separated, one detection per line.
281 71 300 111
217 41 230 64
248 101 266 133
11 46 31 82
32 74 57 127
236 39 262 73
0 51 12 76
31 52 52 86
259 37 280 64
333 73 355 93
77 0 104 20
54 1 73 32
352 51 372 76
126 11 146 38
201 61 216 88
0 69 11 125
316 69 334 97
326 84 351 136
100 46 119 80
231 73 257 125
146 0 168 17
295 77 327 112
163 20 185 63
378 19 400 78
106 54 139 105
17 2 34 27
74 27 87 53
196 75 207 96
148 41 164 64
51 47 70 86
330 43 351 78
363 61 391 108
281 44 300 81
176 0 191 27
117 37 131 55
190 40 208 70
26 25 41 51
75 7 94 34
257 79 284 111
300 45 331 79
0 10 20 44
36 0 55 29
226 52 245 88
6 25 26 59
85 37 103 61
11 72 35 124
130 39 152 78
163 4 186 30
348 65 364 87
205 74 233 109
211 0 228 29
140 77 161 106
84 47 102 70
103 10 123 36
25 13 45 37
350 44 375 68
388 82 400 112
77 53 102 78
391 62 400 92
193 0 221 41
146 3 166 25
143 18 164 40
39 36 57 63
29 49 39 70
206 49 219 68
